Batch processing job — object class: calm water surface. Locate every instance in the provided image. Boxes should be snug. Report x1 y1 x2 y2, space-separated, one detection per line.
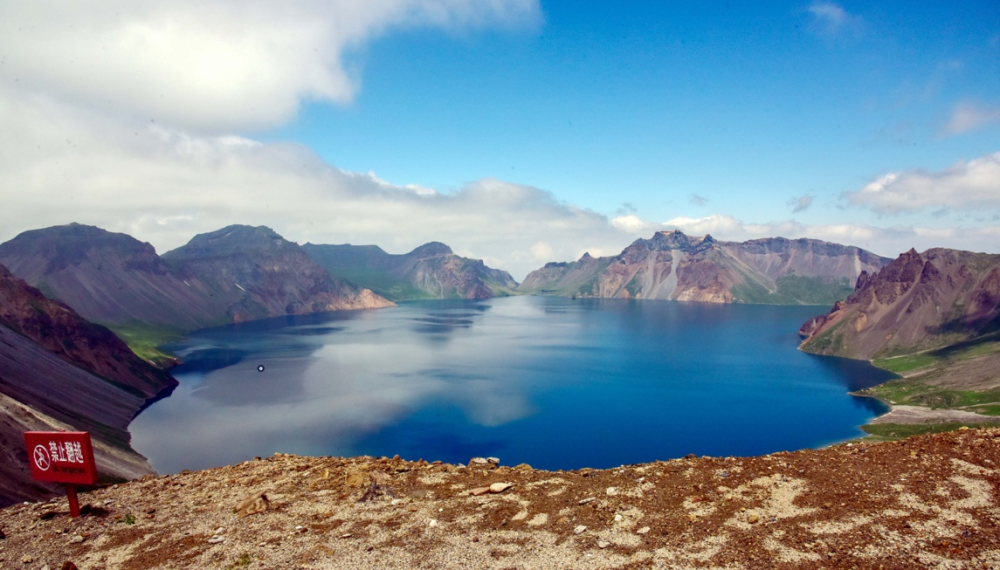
131 297 893 473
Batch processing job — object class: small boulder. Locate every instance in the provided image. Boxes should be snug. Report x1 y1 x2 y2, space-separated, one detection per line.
235 494 270 517
69 535 85 544
60 563 79 570
345 468 367 488
469 487 491 497
598 541 611 549
489 483 512 494
208 536 225 544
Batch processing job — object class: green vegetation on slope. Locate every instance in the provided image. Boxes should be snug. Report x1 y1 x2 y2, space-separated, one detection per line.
732 274 852 306
858 378 1000 409
861 422 994 441
108 323 183 367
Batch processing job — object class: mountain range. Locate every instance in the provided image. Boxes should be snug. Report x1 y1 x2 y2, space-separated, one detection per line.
519 230 891 306
0 224 394 340
303 242 518 301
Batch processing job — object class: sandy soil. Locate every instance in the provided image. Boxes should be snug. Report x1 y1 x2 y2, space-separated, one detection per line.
1 427 999 569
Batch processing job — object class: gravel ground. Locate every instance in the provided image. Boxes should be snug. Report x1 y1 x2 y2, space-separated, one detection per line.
1 427 999 569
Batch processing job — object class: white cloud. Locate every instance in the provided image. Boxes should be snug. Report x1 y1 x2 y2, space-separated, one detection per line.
0 0 541 132
806 2 863 37
844 151 1000 214
0 86 640 281
942 102 1000 136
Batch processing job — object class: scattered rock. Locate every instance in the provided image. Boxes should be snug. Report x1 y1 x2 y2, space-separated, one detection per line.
340 533 353 539
486 457 500 465
359 481 395 502
21 555 33 564
429 519 438 528
69 534 85 544
579 497 596 505
637 527 650 535
0 528 5 539
606 487 618 495
614 514 623 523
598 540 610 549
574 525 587 535
489 483 512 494
213 526 226 535
469 487 491 497
748 514 760 524
60 562 79 570
235 494 270 517
345 468 367 488
208 535 225 544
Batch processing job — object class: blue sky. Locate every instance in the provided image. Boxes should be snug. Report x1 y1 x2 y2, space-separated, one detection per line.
270 1 999 224
1 1 999 278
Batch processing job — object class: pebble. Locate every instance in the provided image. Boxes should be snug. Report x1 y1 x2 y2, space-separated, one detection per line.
469 487 491 497
579 497 596 505
614 514 623 523
598 541 610 549
748 514 760 524
341 533 353 539
103 500 114 505
574 525 587 535
429 519 438 527
69 534 85 544
606 487 618 496
637 527 650 535
213 527 226 535
489 483 512 494
208 536 225 544
21 555 33 564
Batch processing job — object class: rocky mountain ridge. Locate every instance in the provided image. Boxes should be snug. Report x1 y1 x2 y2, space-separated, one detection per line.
800 247 1000 360
302 241 518 301
519 230 890 305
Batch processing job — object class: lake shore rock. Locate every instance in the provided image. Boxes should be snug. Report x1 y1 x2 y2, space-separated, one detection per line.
2 427 999 569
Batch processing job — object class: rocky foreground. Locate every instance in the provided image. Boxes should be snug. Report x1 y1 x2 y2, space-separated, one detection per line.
1 428 999 570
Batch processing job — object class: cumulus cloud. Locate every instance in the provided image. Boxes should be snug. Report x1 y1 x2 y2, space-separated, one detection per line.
844 152 1000 215
0 86 642 281
806 2 863 37
789 194 814 213
942 102 1000 136
0 0 541 132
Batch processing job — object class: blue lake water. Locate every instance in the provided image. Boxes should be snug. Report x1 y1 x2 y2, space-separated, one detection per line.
130 296 894 473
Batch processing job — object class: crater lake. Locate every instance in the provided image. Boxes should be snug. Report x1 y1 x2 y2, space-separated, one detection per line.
130 296 894 473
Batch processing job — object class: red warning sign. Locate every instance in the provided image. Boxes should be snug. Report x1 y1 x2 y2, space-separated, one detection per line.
24 431 98 486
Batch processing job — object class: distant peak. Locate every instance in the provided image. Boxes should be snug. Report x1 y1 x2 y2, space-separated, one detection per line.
580 252 593 260
409 242 453 257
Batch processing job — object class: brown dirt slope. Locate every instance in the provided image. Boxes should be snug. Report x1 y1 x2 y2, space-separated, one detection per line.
0 264 176 399
2 427 998 569
800 248 1000 360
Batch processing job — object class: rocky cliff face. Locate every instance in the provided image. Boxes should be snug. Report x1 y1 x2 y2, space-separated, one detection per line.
519 230 890 305
0 264 176 505
0 224 393 334
303 241 518 301
799 248 1000 359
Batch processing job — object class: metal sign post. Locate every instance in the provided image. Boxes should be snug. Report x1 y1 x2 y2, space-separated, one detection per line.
24 431 99 517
